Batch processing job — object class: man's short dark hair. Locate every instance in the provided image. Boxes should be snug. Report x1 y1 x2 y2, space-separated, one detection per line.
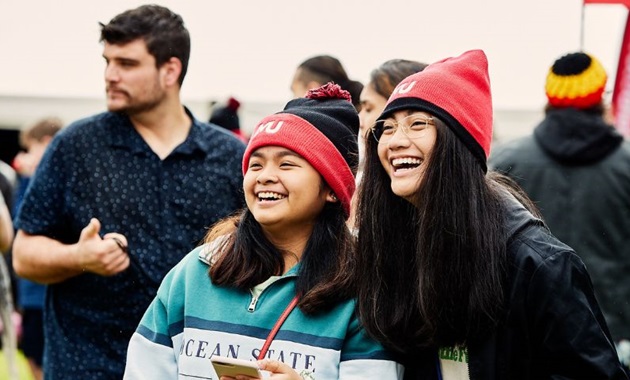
99 4 190 86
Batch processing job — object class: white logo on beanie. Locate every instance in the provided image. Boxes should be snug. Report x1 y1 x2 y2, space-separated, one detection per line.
251 120 284 138
392 81 417 96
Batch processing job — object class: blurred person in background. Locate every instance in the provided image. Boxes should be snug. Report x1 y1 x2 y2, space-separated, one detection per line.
0 161 16 217
13 117 63 213
358 59 428 147
11 116 63 380
0 192 11 254
291 55 364 118
0 191 16 379
11 5 245 379
209 96 248 143
490 51 630 374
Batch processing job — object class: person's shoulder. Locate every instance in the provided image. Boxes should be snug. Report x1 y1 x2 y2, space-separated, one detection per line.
162 245 213 285
505 203 575 269
57 112 118 139
594 139 630 172
38 112 114 157
197 235 231 266
506 215 594 300
155 239 229 289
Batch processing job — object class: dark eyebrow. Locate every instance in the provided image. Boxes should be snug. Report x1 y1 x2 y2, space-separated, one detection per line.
102 54 139 64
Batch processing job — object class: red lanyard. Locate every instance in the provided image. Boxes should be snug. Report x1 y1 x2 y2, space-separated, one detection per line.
257 295 300 360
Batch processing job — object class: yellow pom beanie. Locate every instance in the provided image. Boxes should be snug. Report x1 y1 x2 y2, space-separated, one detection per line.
545 52 607 109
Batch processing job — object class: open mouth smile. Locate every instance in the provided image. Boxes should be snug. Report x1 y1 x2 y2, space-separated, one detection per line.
391 157 423 173
256 191 287 202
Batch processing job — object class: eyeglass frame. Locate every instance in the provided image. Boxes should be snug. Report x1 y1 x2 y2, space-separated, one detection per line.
370 113 436 143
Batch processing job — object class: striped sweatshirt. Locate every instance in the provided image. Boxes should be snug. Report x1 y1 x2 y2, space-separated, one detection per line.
124 244 403 379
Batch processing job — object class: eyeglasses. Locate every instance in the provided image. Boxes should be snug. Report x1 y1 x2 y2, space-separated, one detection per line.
370 114 435 144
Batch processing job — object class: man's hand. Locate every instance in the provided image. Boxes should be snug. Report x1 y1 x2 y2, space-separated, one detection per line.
73 218 130 276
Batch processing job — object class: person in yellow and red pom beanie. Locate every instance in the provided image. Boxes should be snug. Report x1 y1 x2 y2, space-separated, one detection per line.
354 49 628 379
490 51 630 376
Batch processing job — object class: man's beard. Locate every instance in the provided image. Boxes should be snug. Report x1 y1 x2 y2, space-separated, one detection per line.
107 81 165 115
111 95 163 116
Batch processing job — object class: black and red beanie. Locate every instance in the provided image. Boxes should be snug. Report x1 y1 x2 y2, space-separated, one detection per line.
209 97 241 131
242 82 359 217
545 52 607 109
378 49 493 172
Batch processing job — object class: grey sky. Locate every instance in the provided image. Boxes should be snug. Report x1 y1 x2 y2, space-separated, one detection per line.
0 0 626 110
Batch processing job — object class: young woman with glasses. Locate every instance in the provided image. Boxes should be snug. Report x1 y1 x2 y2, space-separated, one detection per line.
353 50 627 379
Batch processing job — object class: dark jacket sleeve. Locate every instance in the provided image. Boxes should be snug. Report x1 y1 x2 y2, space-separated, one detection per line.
518 236 627 379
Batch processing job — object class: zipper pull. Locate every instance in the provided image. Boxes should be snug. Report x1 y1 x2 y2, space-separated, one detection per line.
248 295 259 312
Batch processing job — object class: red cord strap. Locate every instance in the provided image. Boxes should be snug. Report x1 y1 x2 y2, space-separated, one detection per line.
257 295 300 360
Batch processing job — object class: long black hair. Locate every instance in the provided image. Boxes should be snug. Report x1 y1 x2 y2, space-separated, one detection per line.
207 200 356 315
355 117 508 352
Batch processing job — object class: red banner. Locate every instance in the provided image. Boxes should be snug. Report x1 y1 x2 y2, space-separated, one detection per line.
584 0 630 6
612 13 630 137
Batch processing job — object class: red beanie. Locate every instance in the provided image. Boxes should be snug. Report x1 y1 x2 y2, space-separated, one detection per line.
242 83 359 217
379 49 493 171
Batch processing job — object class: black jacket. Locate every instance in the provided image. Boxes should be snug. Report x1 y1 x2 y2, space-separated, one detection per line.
489 108 630 342
404 194 628 379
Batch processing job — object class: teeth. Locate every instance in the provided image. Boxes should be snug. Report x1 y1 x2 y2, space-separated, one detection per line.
257 191 287 200
392 157 422 167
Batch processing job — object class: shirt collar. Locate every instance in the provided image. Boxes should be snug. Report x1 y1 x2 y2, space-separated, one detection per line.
175 107 211 155
108 107 211 156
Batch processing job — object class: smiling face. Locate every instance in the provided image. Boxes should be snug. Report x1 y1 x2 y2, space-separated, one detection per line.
377 110 437 202
103 39 168 114
244 146 336 237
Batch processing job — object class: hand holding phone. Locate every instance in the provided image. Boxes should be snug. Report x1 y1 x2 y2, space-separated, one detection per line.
211 356 263 378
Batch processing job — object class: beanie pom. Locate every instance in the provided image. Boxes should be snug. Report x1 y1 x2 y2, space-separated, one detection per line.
227 97 240 112
306 82 352 102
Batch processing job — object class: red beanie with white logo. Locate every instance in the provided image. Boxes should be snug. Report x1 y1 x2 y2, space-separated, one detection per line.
242 83 359 217
379 49 493 171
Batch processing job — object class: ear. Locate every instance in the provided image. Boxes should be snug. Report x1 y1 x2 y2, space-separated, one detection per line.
40 135 53 144
161 57 182 87
326 191 338 203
